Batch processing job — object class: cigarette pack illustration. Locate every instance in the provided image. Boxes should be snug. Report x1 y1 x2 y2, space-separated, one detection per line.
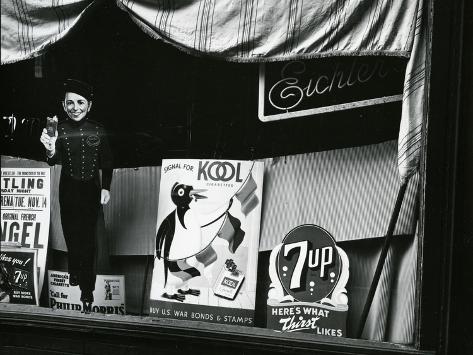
149 159 264 327
213 259 245 300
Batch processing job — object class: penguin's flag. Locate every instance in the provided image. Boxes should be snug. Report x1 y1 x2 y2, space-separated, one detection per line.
217 212 245 253
236 174 259 216
195 244 218 267
168 260 201 282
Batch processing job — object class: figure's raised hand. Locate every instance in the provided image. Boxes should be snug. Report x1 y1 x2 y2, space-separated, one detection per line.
40 128 57 155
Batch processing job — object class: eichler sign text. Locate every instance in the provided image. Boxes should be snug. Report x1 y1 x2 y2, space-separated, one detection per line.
258 57 406 122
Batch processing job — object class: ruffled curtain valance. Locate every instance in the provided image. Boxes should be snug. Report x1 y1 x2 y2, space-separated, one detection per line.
1 0 94 64
115 0 417 61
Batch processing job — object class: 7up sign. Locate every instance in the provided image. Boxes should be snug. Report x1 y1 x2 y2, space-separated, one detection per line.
267 224 349 336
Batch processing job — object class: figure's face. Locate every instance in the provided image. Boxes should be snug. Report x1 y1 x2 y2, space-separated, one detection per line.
63 92 92 122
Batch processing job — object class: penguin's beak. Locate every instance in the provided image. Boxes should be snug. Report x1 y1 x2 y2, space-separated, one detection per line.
189 188 207 200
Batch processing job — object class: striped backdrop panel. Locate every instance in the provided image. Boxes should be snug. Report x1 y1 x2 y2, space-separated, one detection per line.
259 140 419 251
104 166 161 255
339 233 417 343
384 228 418 343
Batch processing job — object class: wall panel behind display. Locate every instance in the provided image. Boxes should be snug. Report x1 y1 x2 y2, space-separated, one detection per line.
104 167 161 255
259 140 418 250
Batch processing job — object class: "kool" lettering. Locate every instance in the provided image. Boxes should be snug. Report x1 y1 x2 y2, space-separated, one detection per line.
197 161 243 182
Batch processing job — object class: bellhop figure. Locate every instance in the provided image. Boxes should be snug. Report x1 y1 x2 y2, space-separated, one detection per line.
40 79 113 308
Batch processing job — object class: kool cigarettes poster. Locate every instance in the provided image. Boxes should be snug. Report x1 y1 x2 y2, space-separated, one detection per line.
1 168 50 292
150 159 264 326
0 247 39 305
48 270 126 314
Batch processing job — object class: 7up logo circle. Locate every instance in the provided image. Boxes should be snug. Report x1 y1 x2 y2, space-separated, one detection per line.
277 225 341 302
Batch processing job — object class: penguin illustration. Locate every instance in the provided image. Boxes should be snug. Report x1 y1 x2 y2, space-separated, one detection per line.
155 183 207 302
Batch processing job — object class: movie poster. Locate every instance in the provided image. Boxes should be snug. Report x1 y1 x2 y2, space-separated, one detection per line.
1 167 50 292
0 247 39 305
48 270 126 314
150 159 264 326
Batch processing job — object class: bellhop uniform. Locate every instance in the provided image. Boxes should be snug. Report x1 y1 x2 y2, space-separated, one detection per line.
47 119 113 298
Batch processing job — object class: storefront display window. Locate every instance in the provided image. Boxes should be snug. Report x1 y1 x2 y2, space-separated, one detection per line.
1 0 466 354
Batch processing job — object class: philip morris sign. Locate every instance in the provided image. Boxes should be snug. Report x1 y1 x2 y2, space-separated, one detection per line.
258 57 406 122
